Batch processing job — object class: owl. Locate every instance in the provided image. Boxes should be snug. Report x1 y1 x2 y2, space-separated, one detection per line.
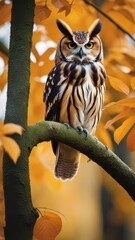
44 18 106 181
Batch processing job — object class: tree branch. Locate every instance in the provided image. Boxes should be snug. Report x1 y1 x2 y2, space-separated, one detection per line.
27 121 135 201
84 0 135 42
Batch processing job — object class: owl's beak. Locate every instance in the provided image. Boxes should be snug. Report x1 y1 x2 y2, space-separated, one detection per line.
77 48 83 59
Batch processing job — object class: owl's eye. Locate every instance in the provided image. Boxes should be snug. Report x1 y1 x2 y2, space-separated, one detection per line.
67 42 77 49
85 42 94 49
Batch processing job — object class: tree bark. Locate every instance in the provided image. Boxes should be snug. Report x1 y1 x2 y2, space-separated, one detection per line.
3 1 38 239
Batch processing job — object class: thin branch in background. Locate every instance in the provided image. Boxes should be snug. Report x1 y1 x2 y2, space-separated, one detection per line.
84 0 135 42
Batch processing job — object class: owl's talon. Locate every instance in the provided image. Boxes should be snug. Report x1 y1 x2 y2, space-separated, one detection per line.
83 129 89 140
64 123 71 129
105 145 108 150
75 126 89 140
75 126 83 134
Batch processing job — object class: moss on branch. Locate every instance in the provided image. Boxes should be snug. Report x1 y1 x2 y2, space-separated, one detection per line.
27 121 135 201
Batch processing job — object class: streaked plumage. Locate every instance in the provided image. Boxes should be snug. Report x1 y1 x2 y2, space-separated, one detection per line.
44 18 106 180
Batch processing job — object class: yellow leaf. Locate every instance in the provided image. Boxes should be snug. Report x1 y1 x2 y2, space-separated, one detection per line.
116 97 135 108
2 123 23 136
96 123 113 150
127 128 135 151
114 116 135 144
2 136 21 163
34 211 62 240
103 102 116 110
108 76 130 95
105 109 134 129
130 77 135 90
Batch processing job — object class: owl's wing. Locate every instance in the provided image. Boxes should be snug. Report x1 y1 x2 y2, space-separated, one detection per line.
44 63 63 122
43 62 66 154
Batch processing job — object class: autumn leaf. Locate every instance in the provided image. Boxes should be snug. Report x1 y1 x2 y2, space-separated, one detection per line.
130 77 135 90
126 128 135 151
35 5 52 23
114 116 135 144
34 211 62 240
105 109 134 129
108 75 130 95
51 0 65 9
96 123 113 150
51 0 72 16
103 102 116 110
58 4 72 16
0 121 23 163
1 123 23 135
105 98 135 109
2 136 21 163
116 97 135 108
0 1 11 25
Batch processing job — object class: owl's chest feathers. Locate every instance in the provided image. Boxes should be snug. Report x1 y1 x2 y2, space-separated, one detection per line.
59 61 106 107
58 61 106 130
61 61 105 87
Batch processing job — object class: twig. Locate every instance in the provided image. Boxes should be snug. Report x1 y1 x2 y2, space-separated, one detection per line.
84 0 135 42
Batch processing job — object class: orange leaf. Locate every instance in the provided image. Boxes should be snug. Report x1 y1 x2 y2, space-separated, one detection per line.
103 102 116 110
35 5 51 23
116 97 135 108
130 77 135 90
0 2 11 25
2 136 21 163
96 123 113 150
51 0 65 9
0 139 2 147
108 76 130 95
34 211 62 240
105 109 134 129
52 0 72 15
58 4 72 16
2 123 23 136
0 121 4 131
127 128 135 151
114 116 135 144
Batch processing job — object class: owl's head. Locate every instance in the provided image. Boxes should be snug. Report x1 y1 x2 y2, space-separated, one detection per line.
55 19 103 64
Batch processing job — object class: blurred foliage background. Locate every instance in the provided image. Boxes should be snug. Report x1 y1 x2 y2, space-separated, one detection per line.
0 0 135 239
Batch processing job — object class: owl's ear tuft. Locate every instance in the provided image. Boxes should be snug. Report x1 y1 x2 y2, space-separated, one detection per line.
56 19 73 37
88 19 102 37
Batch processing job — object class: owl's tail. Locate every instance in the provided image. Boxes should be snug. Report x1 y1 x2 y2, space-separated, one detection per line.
55 143 81 180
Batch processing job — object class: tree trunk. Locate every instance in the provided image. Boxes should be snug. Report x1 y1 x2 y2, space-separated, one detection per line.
3 0 38 239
